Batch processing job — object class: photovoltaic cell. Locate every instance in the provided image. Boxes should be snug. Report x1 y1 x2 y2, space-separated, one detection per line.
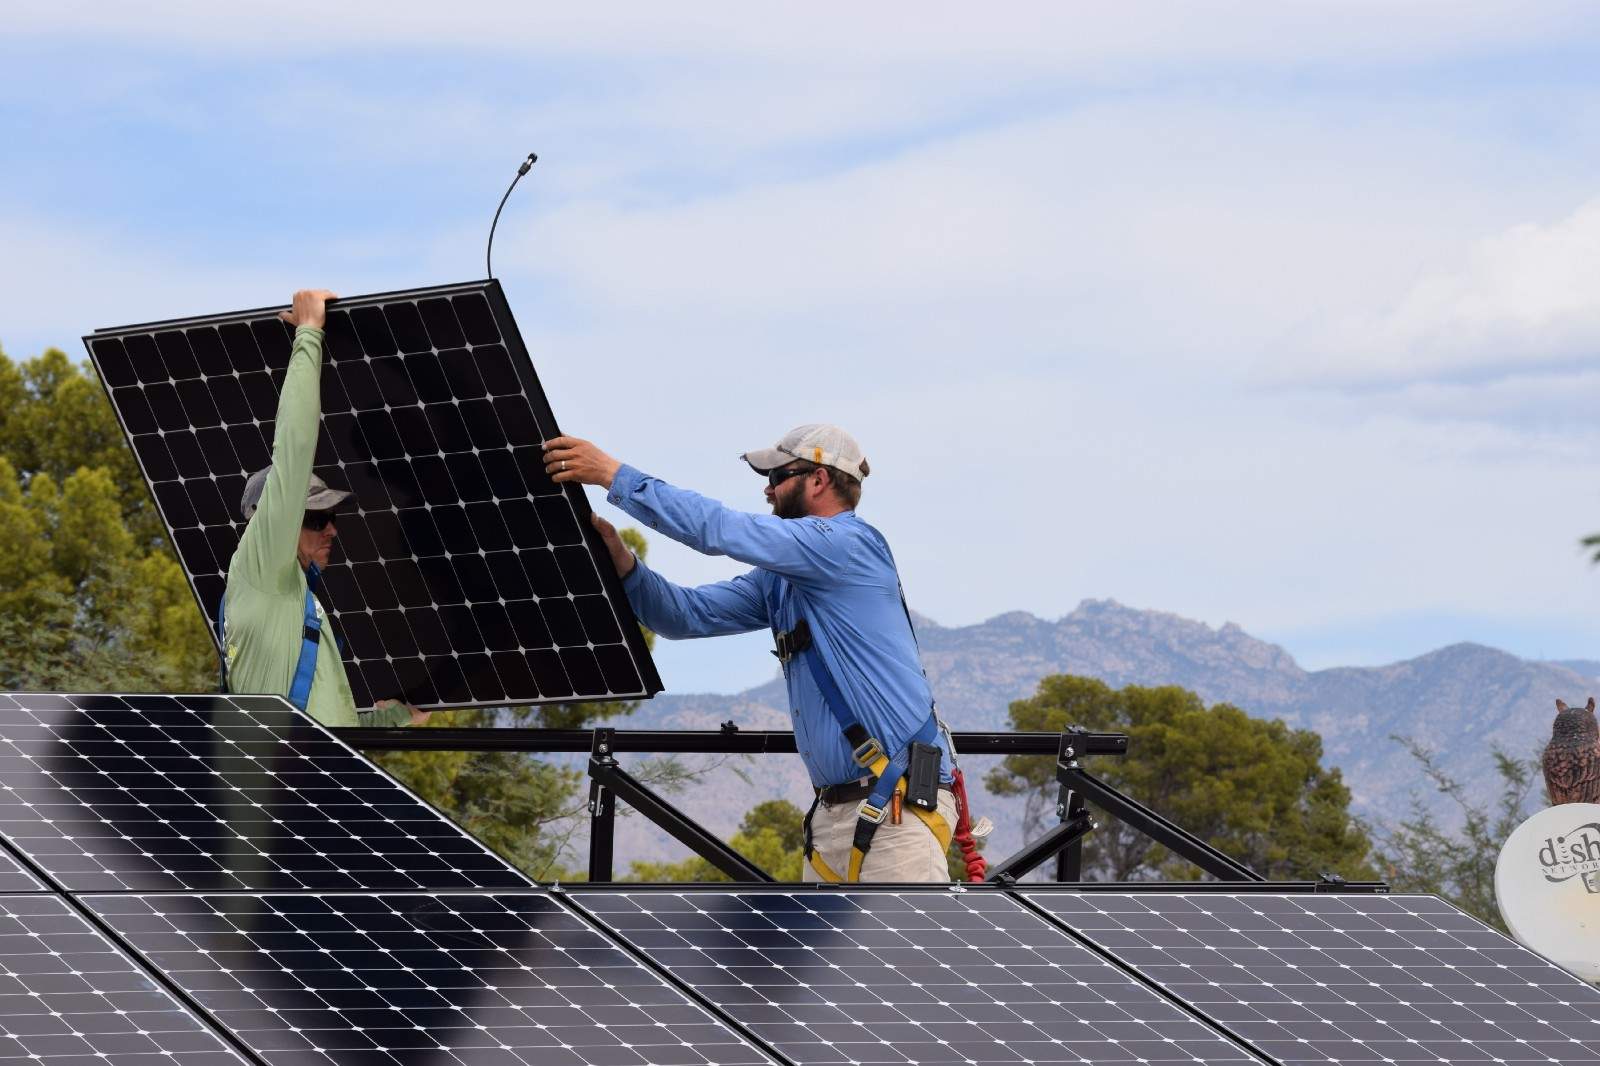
85 892 774 1066
0 692 531 893
85 281 662 710
0 844 43 894
576 889 1267 1066
1023 891 1600 1066
0 894 245 1065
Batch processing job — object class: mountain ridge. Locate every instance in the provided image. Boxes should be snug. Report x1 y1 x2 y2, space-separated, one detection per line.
596 598 1585 869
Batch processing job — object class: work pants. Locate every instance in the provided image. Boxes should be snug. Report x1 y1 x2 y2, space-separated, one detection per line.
807 789 956 882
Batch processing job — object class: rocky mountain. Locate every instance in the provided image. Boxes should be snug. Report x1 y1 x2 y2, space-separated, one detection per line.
584 599 1586 874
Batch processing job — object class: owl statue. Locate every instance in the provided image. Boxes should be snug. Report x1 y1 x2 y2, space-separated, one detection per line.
1543 697 1600 805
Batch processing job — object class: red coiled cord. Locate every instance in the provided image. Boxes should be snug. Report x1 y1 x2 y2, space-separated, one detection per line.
950 767 986 882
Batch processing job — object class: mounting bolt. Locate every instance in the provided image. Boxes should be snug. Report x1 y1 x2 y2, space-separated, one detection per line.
1055 803 1067 817
1063 746 1076 759
598 743 609 754
1090 820 1101 830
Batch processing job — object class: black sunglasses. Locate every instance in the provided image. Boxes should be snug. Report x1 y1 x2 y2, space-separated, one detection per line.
767 465 816 487
302 511 338 532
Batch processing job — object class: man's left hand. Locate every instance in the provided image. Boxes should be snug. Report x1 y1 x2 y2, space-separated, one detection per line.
543 436 622 489
375 698 431 727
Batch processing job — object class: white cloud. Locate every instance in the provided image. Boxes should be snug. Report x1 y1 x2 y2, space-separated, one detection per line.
1313 199 1600 382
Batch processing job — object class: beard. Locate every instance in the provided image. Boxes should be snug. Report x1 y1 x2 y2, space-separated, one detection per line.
771 485 808 520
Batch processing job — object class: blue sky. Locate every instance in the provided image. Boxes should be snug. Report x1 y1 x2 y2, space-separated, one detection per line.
7 4 1600 693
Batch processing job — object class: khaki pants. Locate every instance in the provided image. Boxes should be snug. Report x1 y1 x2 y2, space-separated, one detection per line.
806 789 956 882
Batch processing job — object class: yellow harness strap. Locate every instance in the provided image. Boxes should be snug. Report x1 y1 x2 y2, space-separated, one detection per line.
809 753 954 882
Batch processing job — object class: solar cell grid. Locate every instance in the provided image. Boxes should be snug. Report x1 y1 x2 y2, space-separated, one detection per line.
0 692 531 893
86 281 662 710
85 892 775 1066
1023 891 1600 1066
0 894 244 1065
577 889 1267 1066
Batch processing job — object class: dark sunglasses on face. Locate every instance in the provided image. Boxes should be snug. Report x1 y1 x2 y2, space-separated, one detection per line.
302 511 337 532
767 465 815 487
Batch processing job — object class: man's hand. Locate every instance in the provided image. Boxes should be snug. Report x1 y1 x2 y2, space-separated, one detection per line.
375 698 431 727
543 435 622 489
277 289 338 331
591 513 636 578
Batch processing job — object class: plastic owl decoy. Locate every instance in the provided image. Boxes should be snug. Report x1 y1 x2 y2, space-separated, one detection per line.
1543 697 1600 805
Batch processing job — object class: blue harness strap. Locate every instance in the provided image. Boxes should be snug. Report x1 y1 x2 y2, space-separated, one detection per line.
216 563 323 712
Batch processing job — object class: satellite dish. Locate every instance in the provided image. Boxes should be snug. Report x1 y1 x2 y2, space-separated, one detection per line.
1495 802 1600 982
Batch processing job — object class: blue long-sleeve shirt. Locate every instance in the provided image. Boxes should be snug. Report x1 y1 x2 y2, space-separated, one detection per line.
607 463 951 789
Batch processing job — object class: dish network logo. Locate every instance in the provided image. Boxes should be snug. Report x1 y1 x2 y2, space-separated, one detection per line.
1537 821 1600 888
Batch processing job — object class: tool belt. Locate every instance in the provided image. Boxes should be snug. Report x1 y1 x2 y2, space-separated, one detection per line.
815 777 876 804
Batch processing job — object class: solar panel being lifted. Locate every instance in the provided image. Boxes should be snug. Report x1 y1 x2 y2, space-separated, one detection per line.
0 692 532 893
85 281 662 710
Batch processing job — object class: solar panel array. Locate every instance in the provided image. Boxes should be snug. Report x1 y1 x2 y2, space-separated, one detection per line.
86 893 775 1066
85 281 662 711
1023 891 1600 1066
0 691 1597 1066
0 693 531 892
576 889 1267 1066
0 894 246 1065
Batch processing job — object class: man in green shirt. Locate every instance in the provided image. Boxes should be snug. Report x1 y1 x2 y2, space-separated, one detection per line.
221 288 425 729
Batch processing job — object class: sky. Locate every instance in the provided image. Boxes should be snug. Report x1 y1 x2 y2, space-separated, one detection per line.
6 3 1600 694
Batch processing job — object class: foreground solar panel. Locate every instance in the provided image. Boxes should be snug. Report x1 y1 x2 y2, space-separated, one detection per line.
1024 891 1600 1066
576 889 1267 1065
87 892 774 1066
86 281 662 709
0 894 245 1064
0 692 531 892
0 840 43 893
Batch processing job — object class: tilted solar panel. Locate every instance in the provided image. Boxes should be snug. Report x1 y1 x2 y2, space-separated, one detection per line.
85 281 662 710
0 841 44 894
0 894 246 1065
0 692 532 893
86 892 775 1066
574 889 1269 1066
1023 891 1600 1066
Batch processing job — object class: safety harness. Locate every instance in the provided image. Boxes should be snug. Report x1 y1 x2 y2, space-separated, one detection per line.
776 524 983 882
216 563 323 712
779 617 952 882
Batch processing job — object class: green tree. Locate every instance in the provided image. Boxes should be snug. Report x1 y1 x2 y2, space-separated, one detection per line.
0 347 213 690
1376 739 1540 931
628 799 808 882
987 675 1377 881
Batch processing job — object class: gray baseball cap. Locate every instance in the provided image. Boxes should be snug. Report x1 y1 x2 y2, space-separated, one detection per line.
240 467 353 520
742 424 871 480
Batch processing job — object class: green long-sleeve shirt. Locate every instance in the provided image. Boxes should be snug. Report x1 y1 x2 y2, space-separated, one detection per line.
221 325 410 728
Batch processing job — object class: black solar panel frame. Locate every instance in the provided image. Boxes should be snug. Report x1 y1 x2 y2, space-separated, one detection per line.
84 280 663 711
0 691 536 893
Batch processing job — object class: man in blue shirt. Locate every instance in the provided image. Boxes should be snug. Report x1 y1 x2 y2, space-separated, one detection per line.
543 424 956 882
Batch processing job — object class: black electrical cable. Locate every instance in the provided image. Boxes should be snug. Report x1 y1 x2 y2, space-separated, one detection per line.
486 152 537 280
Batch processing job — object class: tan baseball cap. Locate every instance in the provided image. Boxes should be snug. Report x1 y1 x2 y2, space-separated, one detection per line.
742 424 871 480
240 467 353 520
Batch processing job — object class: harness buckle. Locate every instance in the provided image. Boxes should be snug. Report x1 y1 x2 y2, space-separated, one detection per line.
851 737 885 768
772 618 813 664
857 799 889 825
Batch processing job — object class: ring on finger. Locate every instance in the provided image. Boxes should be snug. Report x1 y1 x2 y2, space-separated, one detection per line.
561 460 568 472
